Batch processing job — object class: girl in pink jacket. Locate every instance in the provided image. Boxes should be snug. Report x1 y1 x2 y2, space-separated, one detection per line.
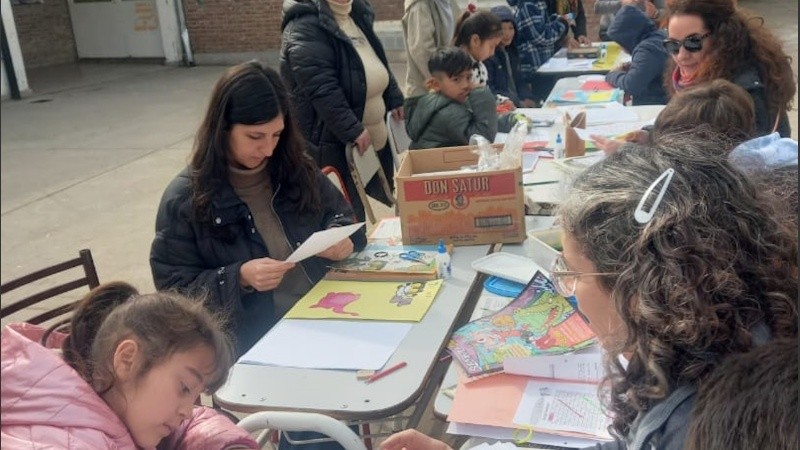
0 282 259 450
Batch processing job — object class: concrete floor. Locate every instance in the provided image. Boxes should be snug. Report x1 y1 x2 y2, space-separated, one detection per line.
0 0 796 444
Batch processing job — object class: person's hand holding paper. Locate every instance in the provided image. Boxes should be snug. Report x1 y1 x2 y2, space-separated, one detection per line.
240 258 296 292
316 237 354 261
286 222 365 263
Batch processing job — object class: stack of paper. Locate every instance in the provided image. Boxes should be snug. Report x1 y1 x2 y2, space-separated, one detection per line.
239 320 413 370
446 370 612 447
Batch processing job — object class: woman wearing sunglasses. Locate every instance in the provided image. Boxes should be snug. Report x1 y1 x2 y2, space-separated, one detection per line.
665 0 795 137
381 136 797 450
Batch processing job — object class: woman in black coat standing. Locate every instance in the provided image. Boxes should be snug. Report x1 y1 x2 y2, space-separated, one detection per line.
280 0 405 222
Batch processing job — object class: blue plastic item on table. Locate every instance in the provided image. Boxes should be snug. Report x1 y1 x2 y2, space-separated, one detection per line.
484 276 526 297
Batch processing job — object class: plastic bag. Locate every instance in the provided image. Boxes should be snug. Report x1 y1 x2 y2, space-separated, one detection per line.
499 120 528 169
471 134 501 171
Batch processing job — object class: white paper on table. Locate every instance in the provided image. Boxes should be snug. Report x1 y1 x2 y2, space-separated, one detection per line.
446 421 603 448
523 158 564 185
466 441 549 450
555 103 640 125
515 108 559 123
525 182 567 207
573 121 652 141
503 347 605 383
238 319 412 370
494 129 550 148
285 222 365 263
513 379 613 440
369 217 401 240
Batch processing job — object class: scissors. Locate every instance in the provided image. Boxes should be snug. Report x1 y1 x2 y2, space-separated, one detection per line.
398 250 427 263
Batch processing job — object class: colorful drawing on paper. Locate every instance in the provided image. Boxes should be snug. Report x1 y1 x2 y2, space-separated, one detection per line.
447 272 596 377
284 279 444 321
310 291 360 316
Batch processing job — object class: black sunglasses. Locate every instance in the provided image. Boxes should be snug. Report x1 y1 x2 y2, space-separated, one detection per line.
663 33 711 55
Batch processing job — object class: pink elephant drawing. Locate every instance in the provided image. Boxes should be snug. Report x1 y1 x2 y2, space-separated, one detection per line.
310 291 360 316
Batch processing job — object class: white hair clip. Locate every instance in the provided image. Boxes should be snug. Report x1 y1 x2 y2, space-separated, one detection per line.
634 168 675 224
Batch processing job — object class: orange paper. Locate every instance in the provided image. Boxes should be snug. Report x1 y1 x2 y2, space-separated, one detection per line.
447 373 528 428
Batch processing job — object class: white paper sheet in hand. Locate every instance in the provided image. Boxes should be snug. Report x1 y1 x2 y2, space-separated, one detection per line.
285 222 365 263
238 319 412 370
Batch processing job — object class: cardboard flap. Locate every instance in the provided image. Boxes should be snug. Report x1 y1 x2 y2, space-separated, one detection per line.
563 111 587 158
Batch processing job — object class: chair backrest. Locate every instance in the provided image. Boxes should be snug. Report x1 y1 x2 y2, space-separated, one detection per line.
321 165 352 206
237 411 368 450
1 249 100 327
386 112 411 170
345 143 396 224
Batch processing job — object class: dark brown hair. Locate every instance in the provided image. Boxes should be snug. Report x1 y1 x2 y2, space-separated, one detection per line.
653 79 755 147
190 61 321 222
665 0 795 123
63 282 235 395
557 136 798 437
452 9 503 48
685 339 799 450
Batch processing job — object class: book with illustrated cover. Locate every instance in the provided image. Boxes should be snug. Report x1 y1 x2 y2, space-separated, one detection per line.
447 271 596 377
326 244 440 281
283 278 443 322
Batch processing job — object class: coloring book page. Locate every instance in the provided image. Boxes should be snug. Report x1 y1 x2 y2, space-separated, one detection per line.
447 272 596 376
283 279 444 321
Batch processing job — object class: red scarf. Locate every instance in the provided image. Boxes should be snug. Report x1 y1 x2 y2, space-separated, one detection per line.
672 66 699 92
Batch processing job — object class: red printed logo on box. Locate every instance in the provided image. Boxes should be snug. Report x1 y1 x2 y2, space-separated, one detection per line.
403 173 517 202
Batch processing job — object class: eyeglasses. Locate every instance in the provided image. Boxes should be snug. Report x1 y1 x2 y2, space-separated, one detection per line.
549 254 617 297
662 33 711 55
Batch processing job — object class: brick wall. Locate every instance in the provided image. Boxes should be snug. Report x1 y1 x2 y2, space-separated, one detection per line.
184 0 283 54
583 0 602 41
372 0 404 20
11 0 77 69
184 0 603 56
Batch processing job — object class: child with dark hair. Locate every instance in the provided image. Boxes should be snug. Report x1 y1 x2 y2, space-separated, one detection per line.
485 5 537 107
594 79 756 154
1 282 257 449
605 4 669 105
685 339 799 450
405 47 498 149
451 7 503 88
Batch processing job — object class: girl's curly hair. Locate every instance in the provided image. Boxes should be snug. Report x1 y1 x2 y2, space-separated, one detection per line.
557 134 798 437
665 0 795 126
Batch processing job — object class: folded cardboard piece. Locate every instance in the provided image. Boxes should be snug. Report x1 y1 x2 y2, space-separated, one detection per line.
563 111 587 158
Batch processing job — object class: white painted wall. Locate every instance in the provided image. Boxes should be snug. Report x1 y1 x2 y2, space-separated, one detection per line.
1 0 30 99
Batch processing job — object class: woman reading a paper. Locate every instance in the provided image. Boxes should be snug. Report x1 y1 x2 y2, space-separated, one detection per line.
150 61 365 356
381 136 797 449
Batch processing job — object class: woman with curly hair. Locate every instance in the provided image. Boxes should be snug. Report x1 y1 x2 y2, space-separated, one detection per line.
379 135 797 450
664 0 795 137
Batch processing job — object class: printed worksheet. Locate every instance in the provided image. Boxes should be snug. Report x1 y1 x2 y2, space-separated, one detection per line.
513 379 613 440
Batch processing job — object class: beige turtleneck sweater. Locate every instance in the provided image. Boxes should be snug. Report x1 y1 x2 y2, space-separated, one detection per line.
228 161 312 316
328 0 389 150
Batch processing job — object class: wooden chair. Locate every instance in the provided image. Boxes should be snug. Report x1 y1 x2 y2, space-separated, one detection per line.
1 249 100 331
345 143 395 224
386 112 411 171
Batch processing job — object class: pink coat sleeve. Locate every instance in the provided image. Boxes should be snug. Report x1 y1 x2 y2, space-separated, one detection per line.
164 406 259 450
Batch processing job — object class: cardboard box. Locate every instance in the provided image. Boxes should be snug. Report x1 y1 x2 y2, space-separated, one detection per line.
396 145 526 246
